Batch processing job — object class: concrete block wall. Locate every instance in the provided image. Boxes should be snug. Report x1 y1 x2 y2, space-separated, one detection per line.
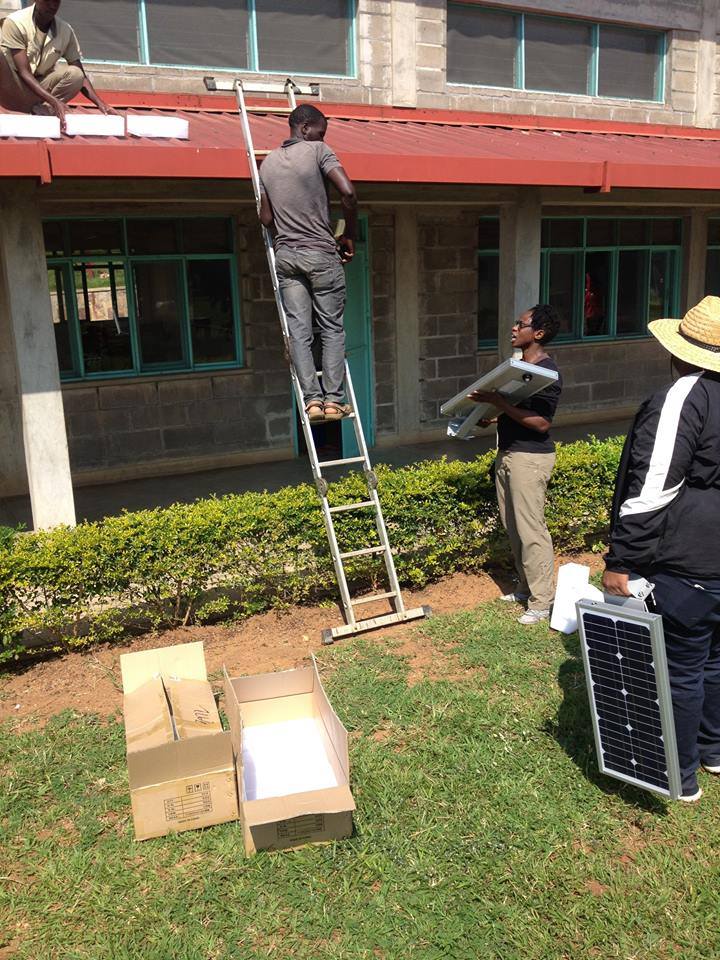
417 212 499 429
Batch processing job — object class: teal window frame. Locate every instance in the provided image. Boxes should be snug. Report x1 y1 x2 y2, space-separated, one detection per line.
46 216 243 383
447 2 666 103
540 217 682 343
36 0 358 79
477 216 500 349
704 219 720 296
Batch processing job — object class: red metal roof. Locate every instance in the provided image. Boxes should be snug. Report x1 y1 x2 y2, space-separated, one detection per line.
3 92 720 190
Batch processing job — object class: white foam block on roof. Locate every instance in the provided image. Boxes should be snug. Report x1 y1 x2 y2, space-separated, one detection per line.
65 114 125 137
0 114 60 139
126 115 189 140
242 717 338 801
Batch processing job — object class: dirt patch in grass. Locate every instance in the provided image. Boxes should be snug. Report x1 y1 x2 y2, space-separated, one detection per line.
0 553 602 727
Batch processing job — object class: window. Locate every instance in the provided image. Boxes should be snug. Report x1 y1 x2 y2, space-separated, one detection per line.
705 220 720 297
540 218 681 341
53 0 355 76
477 218 500 347
447 4 665 102
45 218 242 381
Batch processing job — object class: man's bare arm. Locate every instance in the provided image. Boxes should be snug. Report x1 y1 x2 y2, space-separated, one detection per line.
327 166 357 263
259 192 274 228
10 48 66 126
67 60 119 116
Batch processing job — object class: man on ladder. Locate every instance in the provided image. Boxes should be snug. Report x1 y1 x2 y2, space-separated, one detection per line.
258 103 357 424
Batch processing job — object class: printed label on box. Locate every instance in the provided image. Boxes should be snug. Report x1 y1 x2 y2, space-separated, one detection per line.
164 782 212 823
276 814 326 842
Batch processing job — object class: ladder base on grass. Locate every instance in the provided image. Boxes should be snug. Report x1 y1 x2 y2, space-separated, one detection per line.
322 606 431 645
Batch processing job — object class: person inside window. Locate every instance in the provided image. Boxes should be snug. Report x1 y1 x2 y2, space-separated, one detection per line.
470 304 563 625
0 0 117 131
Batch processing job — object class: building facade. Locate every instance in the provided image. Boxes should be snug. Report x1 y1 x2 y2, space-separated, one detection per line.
2 0 720 528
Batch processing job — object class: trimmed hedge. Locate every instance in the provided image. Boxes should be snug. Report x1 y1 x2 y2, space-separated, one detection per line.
0 436 624 664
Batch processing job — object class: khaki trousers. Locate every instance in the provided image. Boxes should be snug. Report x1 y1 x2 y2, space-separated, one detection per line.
495 450 556 611
0 55 83 111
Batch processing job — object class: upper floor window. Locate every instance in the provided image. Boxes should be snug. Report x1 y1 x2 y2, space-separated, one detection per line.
447 4 665 102
53 0 355 76
46 218 243 381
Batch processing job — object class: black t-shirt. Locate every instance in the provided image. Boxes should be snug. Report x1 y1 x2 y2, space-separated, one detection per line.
496 356 562 453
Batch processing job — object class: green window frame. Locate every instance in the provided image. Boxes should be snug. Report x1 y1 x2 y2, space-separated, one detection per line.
704 219 720 297
35 0 357 79
46 217 243 382
540 217 682 343
477 216 500 349
447 3 666 103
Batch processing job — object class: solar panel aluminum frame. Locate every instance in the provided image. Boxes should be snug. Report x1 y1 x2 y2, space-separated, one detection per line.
576 599 682 801
440 358 559 439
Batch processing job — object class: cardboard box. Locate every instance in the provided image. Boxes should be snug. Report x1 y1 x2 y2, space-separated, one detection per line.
121 641 238 841
224 661 356 855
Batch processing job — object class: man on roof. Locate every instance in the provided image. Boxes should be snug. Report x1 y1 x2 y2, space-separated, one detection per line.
0 0 117 130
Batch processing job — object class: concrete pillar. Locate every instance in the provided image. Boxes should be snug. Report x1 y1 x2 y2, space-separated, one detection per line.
0 184 76 529
695 0 719 128
394 208 421 438
391 0 417 108
685 209 710 311
498 190 542 359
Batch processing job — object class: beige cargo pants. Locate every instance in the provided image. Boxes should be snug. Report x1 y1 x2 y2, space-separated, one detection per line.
0 54 84 112
495 450 556 611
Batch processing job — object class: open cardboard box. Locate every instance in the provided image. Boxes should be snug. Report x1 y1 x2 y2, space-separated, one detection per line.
224 660 355 855
121 641 238 841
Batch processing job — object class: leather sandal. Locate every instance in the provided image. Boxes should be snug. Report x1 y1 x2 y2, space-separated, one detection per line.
324 402 352 421
306 401 325 423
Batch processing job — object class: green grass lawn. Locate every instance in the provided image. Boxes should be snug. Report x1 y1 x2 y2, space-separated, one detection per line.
2 600 719 960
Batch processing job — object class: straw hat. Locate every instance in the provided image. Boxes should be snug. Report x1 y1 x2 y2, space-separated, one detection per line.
649 296 720 373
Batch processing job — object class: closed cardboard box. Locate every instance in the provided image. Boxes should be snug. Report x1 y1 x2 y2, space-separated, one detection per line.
121 641 238 841
224 661 355 855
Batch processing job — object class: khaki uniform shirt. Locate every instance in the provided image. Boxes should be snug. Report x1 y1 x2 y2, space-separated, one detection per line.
1 4 81 78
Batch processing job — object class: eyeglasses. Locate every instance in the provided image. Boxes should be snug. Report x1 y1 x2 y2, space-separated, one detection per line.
513 321 534 330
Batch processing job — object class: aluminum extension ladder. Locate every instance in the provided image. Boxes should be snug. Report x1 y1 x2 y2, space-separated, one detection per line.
204 75 429 644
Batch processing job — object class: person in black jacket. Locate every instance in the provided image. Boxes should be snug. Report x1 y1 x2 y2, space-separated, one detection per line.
603 296 720 802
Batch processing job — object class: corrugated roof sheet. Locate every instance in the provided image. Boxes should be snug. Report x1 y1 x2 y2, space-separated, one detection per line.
3 101 720 190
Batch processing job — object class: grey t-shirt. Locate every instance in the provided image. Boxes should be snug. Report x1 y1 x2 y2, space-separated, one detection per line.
259 138 342 256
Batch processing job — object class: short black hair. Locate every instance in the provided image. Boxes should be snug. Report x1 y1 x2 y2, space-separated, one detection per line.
529 303 561 345
288 104 326 128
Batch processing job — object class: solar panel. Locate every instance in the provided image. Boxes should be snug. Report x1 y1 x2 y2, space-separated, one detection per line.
441 358 559 439
576 599 681 800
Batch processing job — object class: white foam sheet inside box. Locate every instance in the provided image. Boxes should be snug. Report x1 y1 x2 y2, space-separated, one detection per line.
242 717 338 801
550 563 604 634
0 114 60 138
126 115 189 140
65 114 125 137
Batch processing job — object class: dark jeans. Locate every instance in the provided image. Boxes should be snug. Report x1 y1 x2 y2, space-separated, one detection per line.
275 248 346 405
651 572 720 792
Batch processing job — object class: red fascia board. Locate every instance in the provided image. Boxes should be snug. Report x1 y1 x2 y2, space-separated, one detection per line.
606 162 720 191
0 141 51 182
47 143 248 179
343 154 605 187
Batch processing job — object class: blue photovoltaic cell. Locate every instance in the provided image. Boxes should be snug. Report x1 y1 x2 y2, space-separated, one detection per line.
582 611 669 792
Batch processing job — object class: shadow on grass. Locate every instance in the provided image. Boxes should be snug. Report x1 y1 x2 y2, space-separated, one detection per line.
546 632 668 816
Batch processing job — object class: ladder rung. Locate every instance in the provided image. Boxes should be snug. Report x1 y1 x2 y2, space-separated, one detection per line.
351 591 397 607
246 106 293 114
328 500 374 514
319 456 365 468
339 545 387 560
